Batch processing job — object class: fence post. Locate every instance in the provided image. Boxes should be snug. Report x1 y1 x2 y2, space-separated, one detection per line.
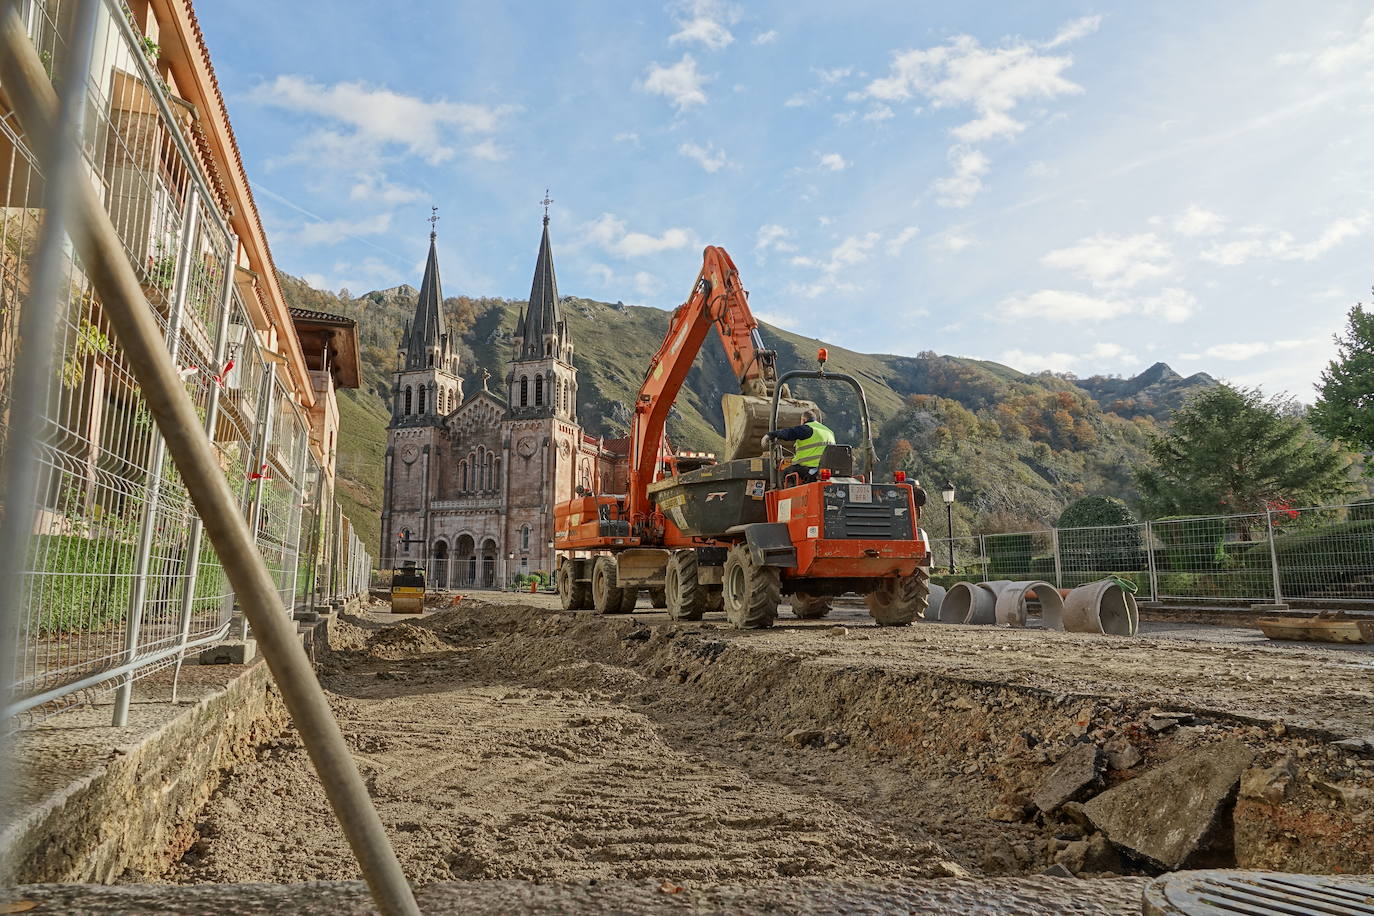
1051 528 1063 588
1264 506 1284 606
112 191 201 726
239 374 277 638
170 231 238 703
978 534 987 581
1145 520 1159 602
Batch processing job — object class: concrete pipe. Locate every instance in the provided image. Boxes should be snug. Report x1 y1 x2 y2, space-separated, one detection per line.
1063 580 1137 636
980 579 1014 598
994 580 1065 629
925 583 946 622
943 581 997 624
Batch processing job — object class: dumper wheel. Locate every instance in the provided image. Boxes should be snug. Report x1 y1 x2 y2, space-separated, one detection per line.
791 592 832 619
864 569 929 626
592 556 632 615
556 563 591 611
724 545 780 629
665 551 706 621
649 587 668 609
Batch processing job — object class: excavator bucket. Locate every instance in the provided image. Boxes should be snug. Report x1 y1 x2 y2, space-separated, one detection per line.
722 393 818 460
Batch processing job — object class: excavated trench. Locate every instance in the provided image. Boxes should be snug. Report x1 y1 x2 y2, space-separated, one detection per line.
161 601 1374 891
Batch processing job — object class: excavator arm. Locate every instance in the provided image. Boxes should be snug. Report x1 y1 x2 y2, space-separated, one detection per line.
626 246 812 528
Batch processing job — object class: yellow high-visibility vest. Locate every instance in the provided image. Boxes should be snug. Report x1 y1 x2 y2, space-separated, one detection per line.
793 421 835 467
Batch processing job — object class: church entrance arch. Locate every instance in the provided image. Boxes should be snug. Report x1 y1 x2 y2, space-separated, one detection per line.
456 534 476 588
431 540 449 589
480 538 498 588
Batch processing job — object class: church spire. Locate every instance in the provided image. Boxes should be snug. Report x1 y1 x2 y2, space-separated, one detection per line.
404 208 446 370
515 193 564 361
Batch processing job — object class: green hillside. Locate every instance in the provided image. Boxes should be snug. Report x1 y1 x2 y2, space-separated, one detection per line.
278 273 1219 551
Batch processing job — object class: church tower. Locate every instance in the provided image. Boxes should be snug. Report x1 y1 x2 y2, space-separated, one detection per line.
381 211 462 563
506 195 577 421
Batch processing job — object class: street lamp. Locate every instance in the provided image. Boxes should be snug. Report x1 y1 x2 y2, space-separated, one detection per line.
941 482 956 574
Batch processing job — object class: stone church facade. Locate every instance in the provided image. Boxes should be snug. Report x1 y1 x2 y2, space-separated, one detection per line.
380 212 627 587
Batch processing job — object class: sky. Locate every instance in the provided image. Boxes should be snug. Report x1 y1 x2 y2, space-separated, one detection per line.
195 1 1374 400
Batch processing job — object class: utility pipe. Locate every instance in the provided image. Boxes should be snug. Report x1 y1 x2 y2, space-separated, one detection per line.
0 14 419 913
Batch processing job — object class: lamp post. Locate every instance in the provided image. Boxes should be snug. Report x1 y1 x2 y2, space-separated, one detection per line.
941 482 956 574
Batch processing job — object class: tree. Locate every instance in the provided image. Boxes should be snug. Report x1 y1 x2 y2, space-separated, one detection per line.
1133 384 1349 517
1309 300 1374 458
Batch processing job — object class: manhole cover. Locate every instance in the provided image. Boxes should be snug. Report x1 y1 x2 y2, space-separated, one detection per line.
1144 870 1374 915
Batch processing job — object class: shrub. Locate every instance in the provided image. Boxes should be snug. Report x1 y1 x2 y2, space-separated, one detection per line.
1244 518 1374 598
987 532 1035 578
1350 499 1374 522
1058 495 1137 529
1151 515 1228 572
27 534 135 635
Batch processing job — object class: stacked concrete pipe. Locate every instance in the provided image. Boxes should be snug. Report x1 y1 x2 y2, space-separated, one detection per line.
994 580 1065 628
1063 580 1139 635
925 583 947 621
941 581 998 624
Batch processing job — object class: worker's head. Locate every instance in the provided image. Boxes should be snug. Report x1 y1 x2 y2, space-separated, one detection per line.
802 409 818 423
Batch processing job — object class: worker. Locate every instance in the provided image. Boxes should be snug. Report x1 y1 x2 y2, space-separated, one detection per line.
762 409 835 481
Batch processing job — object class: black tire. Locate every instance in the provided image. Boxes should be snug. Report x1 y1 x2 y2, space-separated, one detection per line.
791 592 832 619
723 544 780 629
665 550 706 621
649 587 668 609
556 563 590 611
592 556 632 614
864 568 930 626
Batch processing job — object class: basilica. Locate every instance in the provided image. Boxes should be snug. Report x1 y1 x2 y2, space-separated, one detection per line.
380 209 627 586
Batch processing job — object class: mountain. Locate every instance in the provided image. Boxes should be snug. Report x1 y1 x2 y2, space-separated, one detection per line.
276 274 1217 550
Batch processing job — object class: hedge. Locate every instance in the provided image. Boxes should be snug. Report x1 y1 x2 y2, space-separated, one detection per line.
1243 518 1374 598
27 534 135 635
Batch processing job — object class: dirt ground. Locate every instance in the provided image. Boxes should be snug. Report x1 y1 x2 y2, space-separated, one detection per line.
162 595 1374 894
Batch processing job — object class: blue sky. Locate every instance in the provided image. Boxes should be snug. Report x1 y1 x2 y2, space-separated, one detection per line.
196 1 1374 399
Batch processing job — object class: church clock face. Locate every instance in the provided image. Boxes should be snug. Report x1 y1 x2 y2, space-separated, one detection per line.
400 444 419 464
516 436 537 458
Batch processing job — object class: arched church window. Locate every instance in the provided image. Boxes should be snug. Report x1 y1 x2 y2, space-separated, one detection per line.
535 375 543 406
461 461 468 491
494 457 501 488
546 341 552 357
520 376 528 407
418 386 426 414
521 525 530 550
483 453 493 490
405 386 413 414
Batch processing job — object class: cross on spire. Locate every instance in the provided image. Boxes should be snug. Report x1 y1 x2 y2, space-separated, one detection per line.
428 205 440 239
541 189 553 226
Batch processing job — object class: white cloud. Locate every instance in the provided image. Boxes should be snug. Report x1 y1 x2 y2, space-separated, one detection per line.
783 92 813 108
886 226 920 256
249 75 514 164
999 348 1077 373
755 224 796 253
468 139 508 162
348 174 423 206
932 146 989 207
1284 12 1374 73
752 29 777 46
295 212 392 247
678 140 729 172
642 54 710 110
1200 214 1370 265
862 26 1089 142
1041 233 1172 289
669 0 737 50
788 232 880 297
754 310 799 330
1042 15 1103 50
1089 341 1125 359
1200 338 1312 361
936 232 974 253
999 289 1129 322
613 131 641 145
816 67 854 85
819 152 848 171
633 271 663 296
1172 205 1226 237
862 105 894 122
585 213 694 258
1140 288 1198 323
301 272 329 290
586 263 616 286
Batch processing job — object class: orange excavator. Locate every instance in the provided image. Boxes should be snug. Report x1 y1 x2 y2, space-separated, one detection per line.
553 246 931 628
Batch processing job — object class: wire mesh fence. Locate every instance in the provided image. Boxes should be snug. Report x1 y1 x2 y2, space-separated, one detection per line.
1 0 373 728
928 502 1374 606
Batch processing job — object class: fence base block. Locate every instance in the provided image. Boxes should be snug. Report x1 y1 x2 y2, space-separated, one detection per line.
199 640 257 665
1250 602 1291 611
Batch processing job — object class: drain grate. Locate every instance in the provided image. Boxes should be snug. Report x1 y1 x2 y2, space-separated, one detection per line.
1144 870 1374 916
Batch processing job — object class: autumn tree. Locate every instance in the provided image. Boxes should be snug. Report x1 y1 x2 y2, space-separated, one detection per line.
1309 300 1374 460
1133 384 1349 517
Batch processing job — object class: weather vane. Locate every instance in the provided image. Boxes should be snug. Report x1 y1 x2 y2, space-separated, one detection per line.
541 189 553 225
428 205 440 239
